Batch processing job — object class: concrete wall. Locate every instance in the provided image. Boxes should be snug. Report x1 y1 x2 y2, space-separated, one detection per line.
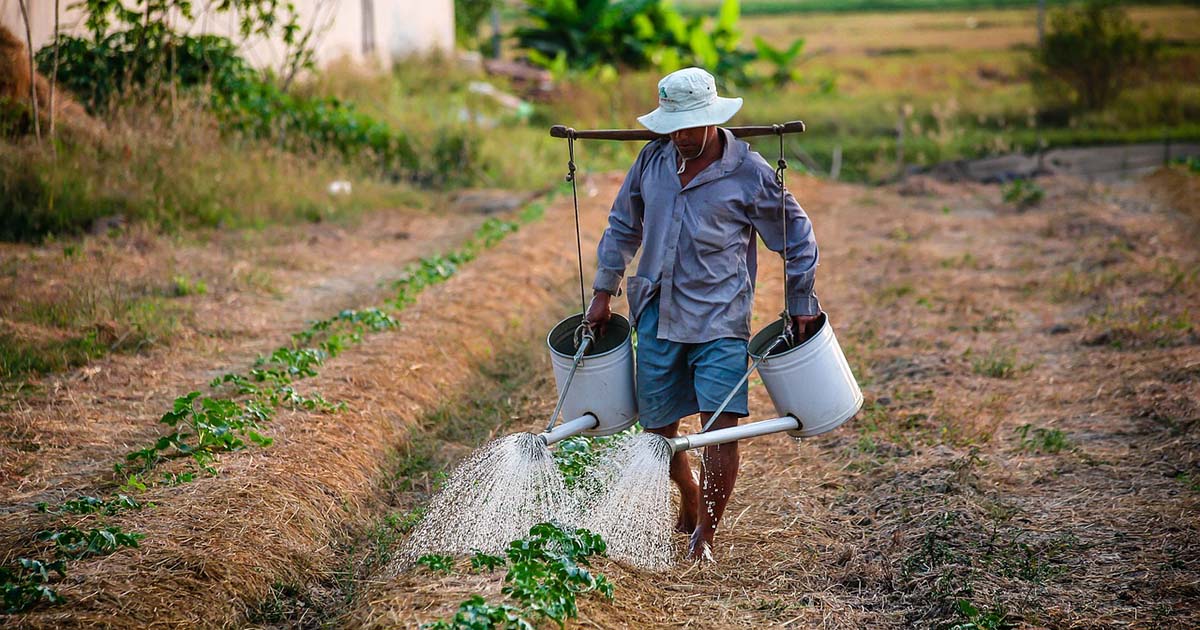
0 0 454 68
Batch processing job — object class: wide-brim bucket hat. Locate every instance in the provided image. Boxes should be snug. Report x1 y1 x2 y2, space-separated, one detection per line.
637 67 742 135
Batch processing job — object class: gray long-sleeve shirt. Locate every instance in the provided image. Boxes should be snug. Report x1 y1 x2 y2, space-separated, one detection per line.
593 127 820 344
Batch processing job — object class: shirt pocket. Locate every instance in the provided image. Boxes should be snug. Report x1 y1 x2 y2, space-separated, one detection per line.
624 275 658 325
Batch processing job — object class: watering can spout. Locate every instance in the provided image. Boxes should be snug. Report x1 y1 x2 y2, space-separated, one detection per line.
538 414 600 447
667 416 801 454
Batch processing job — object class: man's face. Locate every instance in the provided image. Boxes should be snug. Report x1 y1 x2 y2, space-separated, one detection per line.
669 126 711 156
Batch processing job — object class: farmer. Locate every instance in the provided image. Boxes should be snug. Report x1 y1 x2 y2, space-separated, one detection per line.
585 67 821 562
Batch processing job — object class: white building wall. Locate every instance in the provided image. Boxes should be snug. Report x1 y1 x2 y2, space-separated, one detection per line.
0 0 453 69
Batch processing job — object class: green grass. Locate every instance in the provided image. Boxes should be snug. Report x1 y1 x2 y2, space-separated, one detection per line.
1015 424 1071 454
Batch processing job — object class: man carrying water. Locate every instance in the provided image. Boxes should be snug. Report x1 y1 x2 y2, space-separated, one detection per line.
585 67 821 561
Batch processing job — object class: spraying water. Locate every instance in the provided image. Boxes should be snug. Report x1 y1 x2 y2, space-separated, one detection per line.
401 432 578 560
578 433 677 570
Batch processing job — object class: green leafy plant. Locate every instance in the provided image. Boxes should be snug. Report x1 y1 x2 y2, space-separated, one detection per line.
38 20 424 180
1015 424 1071 454
752 35 805 87
514 0 754 83
36 526 144 560
471 551 507 573
1171 156 1200 174
455 0 504 48
36 494 144 516
122 391 272 474
950 599 1015 630
1 558 66 614
1000 179 1044 209
417 554 456 573
422 595 532 630
425 523 613 629
500 523 613 627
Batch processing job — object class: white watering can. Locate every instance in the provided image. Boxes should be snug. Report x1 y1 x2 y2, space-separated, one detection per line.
667 312 863 454
540 313 638 446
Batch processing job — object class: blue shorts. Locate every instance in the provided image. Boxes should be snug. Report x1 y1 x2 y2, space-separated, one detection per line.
635 296 750 430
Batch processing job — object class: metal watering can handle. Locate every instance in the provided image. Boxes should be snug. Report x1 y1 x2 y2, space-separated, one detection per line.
699 331 790 433
544 325 595 433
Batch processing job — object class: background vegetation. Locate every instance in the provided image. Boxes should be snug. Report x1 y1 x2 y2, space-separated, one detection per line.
1 0 1198 385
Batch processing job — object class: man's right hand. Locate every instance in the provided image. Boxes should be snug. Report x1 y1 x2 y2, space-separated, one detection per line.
585 291 613 337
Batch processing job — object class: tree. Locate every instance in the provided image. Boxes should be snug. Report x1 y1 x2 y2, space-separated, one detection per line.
1034 0 1160 111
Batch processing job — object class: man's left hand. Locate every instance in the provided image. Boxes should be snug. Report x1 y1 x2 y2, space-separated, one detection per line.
791 314 821 344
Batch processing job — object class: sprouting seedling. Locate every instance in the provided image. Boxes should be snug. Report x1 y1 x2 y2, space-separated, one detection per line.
471 551 506 573
416 553 455 573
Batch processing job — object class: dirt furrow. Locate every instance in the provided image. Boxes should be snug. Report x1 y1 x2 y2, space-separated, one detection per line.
1 210 481 502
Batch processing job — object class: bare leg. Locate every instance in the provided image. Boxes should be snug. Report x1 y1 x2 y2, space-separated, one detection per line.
645 421 699 535
688 412 740 560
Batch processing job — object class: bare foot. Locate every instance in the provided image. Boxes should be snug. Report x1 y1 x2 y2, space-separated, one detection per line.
675 513 696 535
686 530 715 562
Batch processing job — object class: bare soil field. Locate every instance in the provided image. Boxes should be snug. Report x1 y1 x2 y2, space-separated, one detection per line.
1 167 1197 628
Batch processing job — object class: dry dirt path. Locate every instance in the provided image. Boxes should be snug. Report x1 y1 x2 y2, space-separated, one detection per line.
349 173 1199 629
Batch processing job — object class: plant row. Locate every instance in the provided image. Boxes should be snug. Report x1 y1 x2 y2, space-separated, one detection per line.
418 522 613 630
1 205 547 615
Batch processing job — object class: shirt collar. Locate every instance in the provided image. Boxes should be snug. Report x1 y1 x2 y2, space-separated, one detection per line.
671 127 744 191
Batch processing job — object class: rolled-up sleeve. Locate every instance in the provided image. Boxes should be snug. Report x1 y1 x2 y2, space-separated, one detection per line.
747 163 820 316
593 145 649 294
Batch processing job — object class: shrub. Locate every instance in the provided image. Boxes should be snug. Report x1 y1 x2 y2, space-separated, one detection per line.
1033 1 1161 111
